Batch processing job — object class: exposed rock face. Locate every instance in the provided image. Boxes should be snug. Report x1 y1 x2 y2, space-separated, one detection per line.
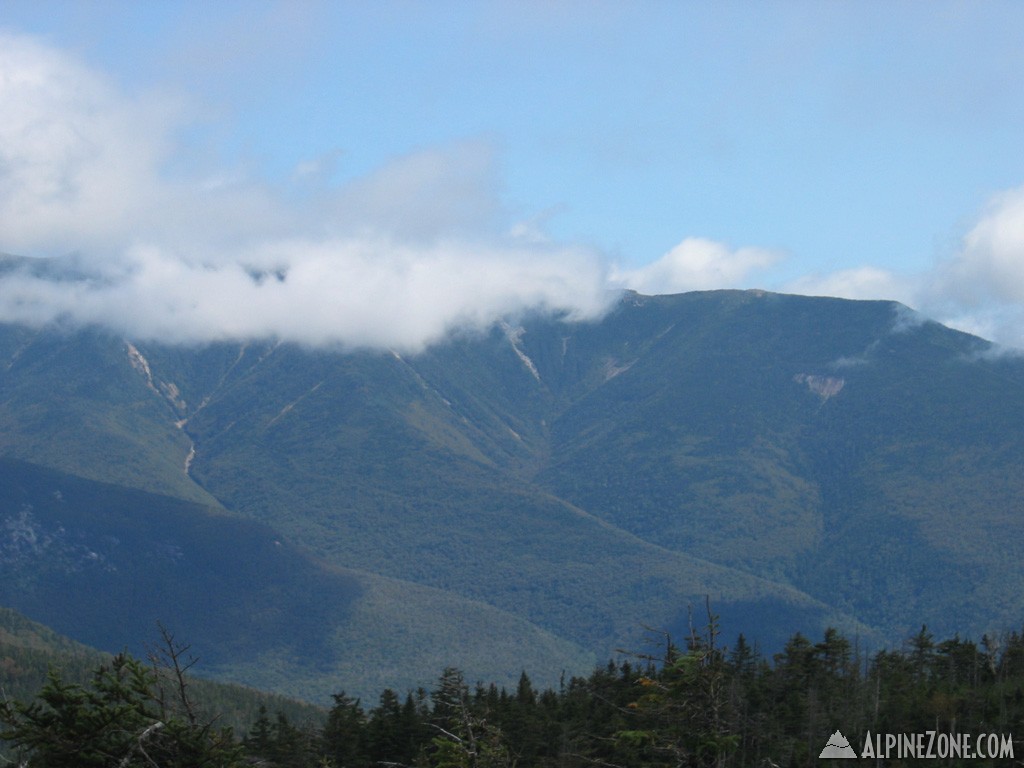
794 373 845 400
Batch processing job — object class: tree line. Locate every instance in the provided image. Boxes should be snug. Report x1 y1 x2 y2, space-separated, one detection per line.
4 611 1024 767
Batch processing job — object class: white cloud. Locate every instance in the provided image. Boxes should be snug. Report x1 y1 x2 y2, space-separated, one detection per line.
0 31 167 254
612 237 782 294
8 29 1024 354
0 30 613 350
912 185 1024 349
0 238 611 351
785 266 913 304
933 186 1024 305
324 142 505 242
780 186 1024 350
0 30 297 258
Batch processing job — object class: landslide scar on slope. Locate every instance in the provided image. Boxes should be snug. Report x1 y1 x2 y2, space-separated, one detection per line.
794 373 845 400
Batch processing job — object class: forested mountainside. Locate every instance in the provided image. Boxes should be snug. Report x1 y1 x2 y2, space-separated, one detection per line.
3 286 1024 701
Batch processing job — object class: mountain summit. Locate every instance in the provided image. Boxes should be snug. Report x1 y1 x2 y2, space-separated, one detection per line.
2 289 1023 700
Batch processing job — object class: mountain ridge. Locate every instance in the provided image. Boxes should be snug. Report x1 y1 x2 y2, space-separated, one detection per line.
2 287 1022 700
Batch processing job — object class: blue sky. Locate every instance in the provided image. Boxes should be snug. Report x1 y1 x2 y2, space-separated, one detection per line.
3 1 1024 349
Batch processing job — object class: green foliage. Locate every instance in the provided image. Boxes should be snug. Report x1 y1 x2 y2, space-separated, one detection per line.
0 606 326 744
620 607 738 768
5 619 1024 768
0 652 243 767
428 668 512 768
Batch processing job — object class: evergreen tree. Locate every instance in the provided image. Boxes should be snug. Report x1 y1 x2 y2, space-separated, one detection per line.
429 668 512 768
245 705 277 759
622 608 738 768
323 692 368 768
367 687 427 767
0 652 242 768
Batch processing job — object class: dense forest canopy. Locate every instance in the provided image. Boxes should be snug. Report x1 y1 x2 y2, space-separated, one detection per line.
3 614 1022 767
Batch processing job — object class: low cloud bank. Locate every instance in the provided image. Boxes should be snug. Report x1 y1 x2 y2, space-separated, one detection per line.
0 239 611 351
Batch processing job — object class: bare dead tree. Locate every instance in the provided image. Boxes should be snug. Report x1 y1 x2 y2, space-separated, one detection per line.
146 621 200 729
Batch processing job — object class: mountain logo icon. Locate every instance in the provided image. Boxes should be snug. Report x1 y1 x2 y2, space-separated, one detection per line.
819 730 857 759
